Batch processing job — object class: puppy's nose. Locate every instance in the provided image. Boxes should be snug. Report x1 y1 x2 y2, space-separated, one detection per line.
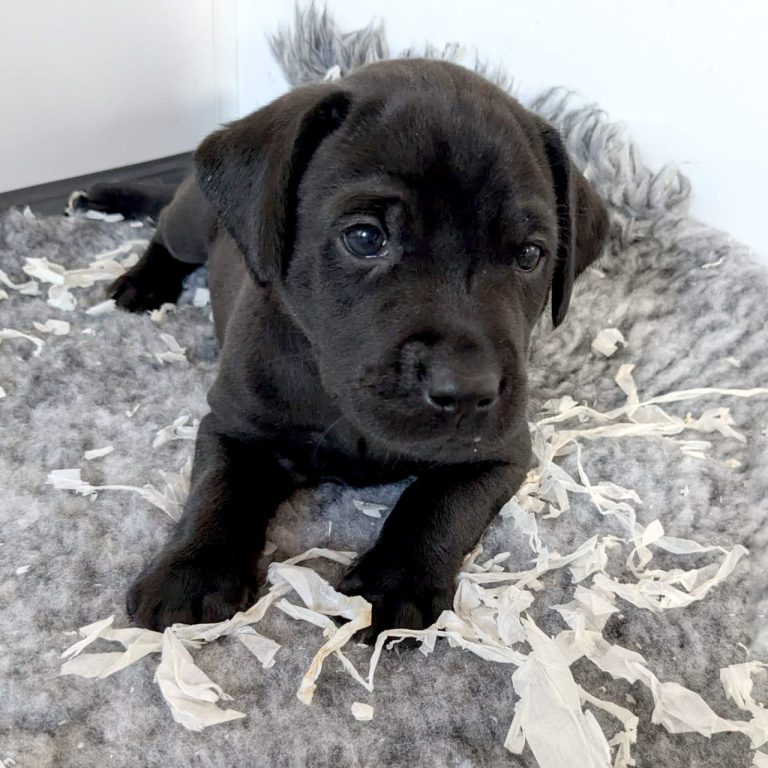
424 365 501 416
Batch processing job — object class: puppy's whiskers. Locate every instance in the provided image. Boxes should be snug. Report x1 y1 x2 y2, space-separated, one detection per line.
311 414 346 460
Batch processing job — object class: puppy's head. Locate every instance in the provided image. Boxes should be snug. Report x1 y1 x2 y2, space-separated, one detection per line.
195 60 608 462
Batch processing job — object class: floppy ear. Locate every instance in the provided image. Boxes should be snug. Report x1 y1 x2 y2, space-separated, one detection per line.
539 124 609 327
194 84 351 284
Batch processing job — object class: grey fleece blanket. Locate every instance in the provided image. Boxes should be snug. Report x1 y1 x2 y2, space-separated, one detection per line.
2 9 767 768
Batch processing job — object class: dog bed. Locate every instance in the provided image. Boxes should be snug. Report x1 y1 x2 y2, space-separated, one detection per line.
2 8 767 768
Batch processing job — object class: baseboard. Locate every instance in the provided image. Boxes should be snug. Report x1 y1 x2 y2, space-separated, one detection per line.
0 153 192 216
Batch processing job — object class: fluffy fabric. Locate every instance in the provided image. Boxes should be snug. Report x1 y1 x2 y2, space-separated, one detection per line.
1 9 767 767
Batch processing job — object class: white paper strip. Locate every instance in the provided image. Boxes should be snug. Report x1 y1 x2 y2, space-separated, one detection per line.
591 328 626 357
85 299 116 316
149 303 176 322
0 267 40 295
154 630 245 731
153 414 199 448
46 457 192 521
235 627 281 668
352 499 387 518
193 287 210 307
0 327 45 355
84 446 114 460
351 702 374 721
505 619 612 767
32 319 70 335
155 333 188 364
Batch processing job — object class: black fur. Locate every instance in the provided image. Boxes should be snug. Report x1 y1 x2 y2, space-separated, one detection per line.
83 60 608 640
110 241 197 312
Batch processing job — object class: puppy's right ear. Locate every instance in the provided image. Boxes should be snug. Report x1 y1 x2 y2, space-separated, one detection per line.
194 84 351 284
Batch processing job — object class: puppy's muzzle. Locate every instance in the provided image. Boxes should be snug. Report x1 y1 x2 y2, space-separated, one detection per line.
400 335 503 423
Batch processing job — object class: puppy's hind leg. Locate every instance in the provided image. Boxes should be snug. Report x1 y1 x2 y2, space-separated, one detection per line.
110 239 198 312
108 176 213 312
72 181 177 220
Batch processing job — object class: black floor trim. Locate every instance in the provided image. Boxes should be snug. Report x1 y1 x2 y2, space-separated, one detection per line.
0 153 191 216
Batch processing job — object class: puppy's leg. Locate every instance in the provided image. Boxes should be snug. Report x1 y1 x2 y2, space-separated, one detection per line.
108 176 212 311
127 413 295 630
109 239 198 312
72 181 177 219
339 461 527 641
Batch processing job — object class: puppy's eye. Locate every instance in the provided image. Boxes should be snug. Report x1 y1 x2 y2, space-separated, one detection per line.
342 225 387 259
515 244 543 271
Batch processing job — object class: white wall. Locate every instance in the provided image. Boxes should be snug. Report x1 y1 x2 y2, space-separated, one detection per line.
238 0 768 265
2 1 765 265
0 0 232 191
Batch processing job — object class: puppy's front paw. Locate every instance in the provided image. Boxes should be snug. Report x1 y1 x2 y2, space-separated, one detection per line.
127 551 253 630
338 553 453 644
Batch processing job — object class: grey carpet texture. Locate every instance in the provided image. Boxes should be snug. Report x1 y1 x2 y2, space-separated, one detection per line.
2 9 768 768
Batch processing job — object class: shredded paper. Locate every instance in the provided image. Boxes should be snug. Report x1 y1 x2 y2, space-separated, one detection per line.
52 366 768 767
21 241 146 312
591 327 626 358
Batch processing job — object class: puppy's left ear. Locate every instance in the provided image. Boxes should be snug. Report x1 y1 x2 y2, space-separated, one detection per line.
194 84 351 284
539 124 609 327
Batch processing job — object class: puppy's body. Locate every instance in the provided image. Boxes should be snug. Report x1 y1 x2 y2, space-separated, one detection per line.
92 60 607 637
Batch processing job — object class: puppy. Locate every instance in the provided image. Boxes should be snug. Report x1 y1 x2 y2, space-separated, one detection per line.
86 59 608 638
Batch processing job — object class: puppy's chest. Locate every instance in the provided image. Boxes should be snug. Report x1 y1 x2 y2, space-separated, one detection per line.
271 424 416 487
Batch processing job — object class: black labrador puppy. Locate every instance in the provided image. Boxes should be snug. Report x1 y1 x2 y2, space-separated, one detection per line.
84 59 608 638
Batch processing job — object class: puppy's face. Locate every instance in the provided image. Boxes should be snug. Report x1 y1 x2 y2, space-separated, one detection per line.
195 61 608 463
287 101 555 460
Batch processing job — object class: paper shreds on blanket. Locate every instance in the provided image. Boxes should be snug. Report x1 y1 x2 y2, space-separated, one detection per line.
53 366 768 766
154 333 188 365
152 413 199 449
83 446 114 461
149 303 176 323
47 457 192 522
32 319 70 335
21 241 147 311
0 266 41 295
352 499 388 518
591 327 626 357
0 327 45 355
351 702 374 721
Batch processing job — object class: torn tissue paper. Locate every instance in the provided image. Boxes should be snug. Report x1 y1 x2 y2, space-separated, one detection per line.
21 242 147 312
51 364 768 764
591 328 626 357
351 702 374 721
154 333 188 365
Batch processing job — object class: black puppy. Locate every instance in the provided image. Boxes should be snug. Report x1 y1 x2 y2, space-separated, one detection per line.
86 60 607 638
